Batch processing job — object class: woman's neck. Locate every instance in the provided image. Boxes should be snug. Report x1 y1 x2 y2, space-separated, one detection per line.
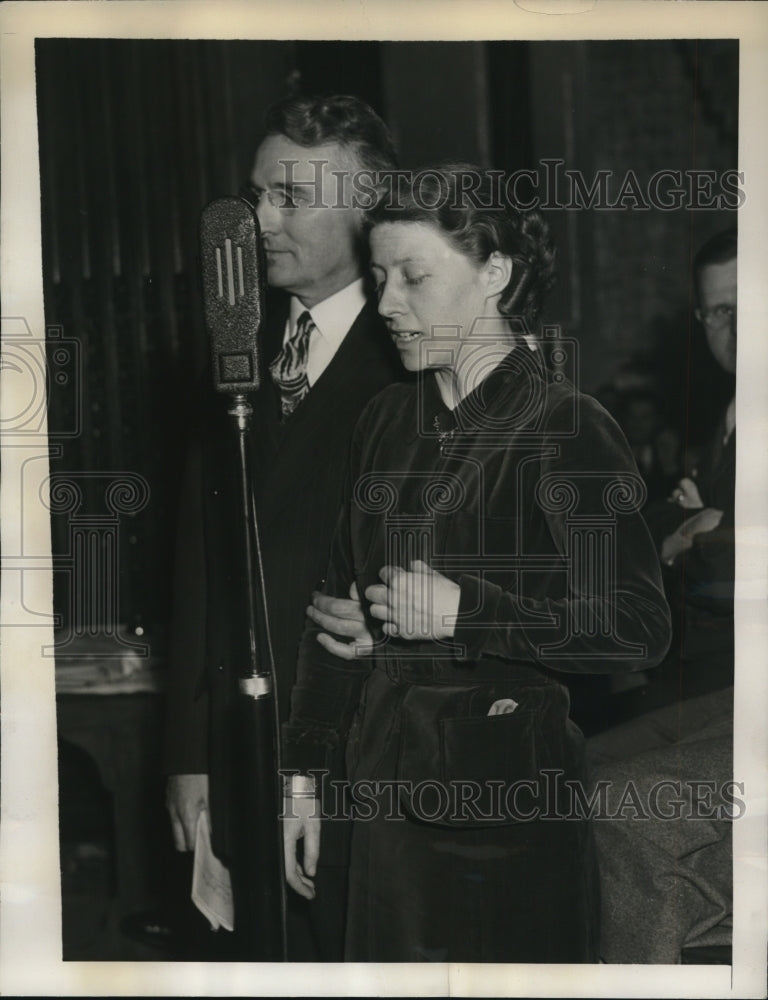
433 336 516 410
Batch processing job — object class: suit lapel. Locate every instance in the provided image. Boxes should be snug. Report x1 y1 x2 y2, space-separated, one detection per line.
259 299 385 525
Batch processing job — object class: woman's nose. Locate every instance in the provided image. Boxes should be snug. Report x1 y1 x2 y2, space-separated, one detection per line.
377 281 405 318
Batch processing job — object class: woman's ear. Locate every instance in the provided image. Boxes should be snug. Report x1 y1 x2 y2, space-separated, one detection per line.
484 251 513 301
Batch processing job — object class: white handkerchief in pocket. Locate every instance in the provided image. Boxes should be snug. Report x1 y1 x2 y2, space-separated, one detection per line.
488 698 519 716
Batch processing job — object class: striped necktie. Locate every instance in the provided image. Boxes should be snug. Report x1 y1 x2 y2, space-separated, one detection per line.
269 310 316 417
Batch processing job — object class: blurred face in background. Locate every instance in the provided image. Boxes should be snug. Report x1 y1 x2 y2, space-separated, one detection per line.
250 134 364 308
622 397 661 447
696 257 737 375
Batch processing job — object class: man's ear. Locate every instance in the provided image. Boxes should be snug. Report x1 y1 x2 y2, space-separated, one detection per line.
484 251 513 300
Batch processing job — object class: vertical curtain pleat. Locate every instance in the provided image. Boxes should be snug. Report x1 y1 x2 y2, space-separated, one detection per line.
94 42 124 473
38 38 294 636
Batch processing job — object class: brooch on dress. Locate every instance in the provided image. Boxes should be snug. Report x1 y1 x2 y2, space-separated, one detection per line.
433 415 455 450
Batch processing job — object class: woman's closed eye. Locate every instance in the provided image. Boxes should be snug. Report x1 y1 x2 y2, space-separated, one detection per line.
370 268 430 297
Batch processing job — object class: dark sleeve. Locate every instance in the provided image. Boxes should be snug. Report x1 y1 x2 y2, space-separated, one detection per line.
643 496 687 550
683 507 734 614
453 396 672 675
281 409 373 775
162 434 210 775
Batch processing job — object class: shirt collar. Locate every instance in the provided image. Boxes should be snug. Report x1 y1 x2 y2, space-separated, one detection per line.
288 278 367 343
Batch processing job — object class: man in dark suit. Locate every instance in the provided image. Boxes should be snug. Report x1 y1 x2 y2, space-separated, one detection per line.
587 229 737 962
647 227 737 702
162 94 402 960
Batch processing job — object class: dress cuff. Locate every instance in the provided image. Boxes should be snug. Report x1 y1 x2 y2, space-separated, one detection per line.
452 574 504 660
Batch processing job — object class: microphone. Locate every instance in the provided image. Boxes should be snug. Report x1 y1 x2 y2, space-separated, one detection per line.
199 196 287 957
200 196 265 394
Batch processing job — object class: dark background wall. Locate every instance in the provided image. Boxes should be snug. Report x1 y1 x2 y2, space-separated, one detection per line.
37 36 737 651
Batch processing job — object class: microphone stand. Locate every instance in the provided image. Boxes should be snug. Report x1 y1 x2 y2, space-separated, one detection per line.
199 194 287 961
226 391 287 961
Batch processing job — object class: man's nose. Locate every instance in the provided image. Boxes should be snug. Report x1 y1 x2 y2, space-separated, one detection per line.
255 193 280 233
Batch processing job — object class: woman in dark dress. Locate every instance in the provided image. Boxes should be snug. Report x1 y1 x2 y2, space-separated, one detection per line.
282 166 671 962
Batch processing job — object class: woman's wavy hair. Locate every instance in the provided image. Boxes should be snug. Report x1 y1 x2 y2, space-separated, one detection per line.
365 163 557 333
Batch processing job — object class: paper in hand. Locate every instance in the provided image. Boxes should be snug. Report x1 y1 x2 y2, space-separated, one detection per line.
191 809 234 932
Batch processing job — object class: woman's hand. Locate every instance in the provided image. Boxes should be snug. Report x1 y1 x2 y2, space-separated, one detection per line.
669 476 704 510
365 560 460 641
307 582 375 660
282 794 321 900
661 506 724 565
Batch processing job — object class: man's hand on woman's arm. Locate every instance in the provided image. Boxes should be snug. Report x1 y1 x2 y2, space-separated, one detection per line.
307 581 375 659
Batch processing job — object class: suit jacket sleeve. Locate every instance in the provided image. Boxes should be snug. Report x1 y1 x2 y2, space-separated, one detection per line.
281 409 374 776
453 396 672 674
682 501 734 615
163 432 210 775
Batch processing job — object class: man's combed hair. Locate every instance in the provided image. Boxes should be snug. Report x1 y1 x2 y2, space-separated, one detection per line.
264 93 398 174
694 227 737 278
366 163 557 331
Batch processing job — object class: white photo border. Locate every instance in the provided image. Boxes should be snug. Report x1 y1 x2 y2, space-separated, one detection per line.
1 1 766 996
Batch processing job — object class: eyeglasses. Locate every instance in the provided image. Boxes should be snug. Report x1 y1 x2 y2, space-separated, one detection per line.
696 303 736 329
238 183 312 214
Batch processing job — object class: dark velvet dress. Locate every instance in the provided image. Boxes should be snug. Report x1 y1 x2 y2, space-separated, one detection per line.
284 345 672 963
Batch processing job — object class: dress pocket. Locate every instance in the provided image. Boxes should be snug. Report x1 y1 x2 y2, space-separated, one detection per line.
436 709 541 825
440 708 539 786
395 681 554 828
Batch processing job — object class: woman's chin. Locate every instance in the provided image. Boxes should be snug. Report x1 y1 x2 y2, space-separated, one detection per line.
400 355 424 372
392 341 425 371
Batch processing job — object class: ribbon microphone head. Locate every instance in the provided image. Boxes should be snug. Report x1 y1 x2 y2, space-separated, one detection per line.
200 196 265 394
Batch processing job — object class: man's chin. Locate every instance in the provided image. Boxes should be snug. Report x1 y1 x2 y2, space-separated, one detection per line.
718 346 737 375
264 260 294 288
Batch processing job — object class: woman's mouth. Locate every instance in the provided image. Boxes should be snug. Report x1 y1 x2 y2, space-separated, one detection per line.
391 331 421 342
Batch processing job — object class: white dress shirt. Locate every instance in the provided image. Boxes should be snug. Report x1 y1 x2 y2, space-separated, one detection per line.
284 278 367 387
